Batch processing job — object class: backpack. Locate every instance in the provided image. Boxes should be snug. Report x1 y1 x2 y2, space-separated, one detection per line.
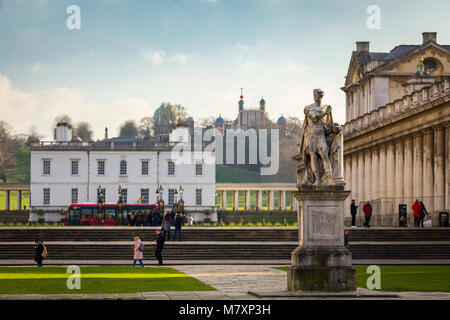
138 242 144 252
42 245 48 258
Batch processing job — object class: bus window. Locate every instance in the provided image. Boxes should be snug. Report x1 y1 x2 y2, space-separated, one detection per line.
81 208 94 219
105 208 116 219
69 207 81 225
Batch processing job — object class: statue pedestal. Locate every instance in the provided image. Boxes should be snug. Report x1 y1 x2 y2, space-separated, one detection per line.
287 185 356 292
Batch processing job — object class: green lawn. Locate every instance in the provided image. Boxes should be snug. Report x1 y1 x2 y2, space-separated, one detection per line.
0 266 214 294
274 265 450 292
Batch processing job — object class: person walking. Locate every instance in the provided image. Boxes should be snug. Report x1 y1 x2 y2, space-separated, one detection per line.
132 236 144 267
419 200 429 228
362 202 372 228
173 212 183 241
162 213 171 240
130 212 136 226
154 230 165 265
350 199 358 228
34 239 45 267
412 199 422 227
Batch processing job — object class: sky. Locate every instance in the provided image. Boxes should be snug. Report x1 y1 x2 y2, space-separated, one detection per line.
1 0 449 140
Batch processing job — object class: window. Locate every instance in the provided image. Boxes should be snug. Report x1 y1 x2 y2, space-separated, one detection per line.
168 160 175 176
423 58 438 72
43 160 51 175
141 161 149 175
97 188 105 203
43 188 50 205
196 189 202 205
71 188 78 204
97 160 105 175
122 189 128 204
195 162 203 176
141 189 149 204
71 160 79 175
120 160 127 176
168 189 175 205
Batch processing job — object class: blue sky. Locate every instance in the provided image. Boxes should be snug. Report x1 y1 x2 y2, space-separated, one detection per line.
1 0 449 139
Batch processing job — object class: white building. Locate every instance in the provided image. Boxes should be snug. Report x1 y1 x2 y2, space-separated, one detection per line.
30 124 216 217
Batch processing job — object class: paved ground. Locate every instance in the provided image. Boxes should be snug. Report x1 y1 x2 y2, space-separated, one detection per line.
0 265 449 300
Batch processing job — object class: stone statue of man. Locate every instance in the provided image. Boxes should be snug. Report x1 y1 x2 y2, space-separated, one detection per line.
299 89 344 186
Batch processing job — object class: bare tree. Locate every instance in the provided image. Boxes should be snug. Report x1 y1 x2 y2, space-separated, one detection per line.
119 120 139 138
139 116 153 140
75 122 94 141
0 121 19 182
26 125 43 146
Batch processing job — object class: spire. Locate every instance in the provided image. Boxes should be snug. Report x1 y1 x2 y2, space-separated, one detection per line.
105 127 108 139
239 88 244 111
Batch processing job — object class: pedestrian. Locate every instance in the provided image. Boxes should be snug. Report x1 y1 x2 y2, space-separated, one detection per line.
162 213 171 240
132 236 144 267
153 208 160 226
154 230 165 265
143 211 149 227
362 202 372 228
170 207 176 226
412 199 422 227
344 230 349 249
136 211 143 226
34 239 45 267
419 200 429 228
350 199 358 228
173 211 183 241
130 211 136 226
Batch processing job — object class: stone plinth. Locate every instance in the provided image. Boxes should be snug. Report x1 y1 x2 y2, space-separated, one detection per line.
287 185 356 292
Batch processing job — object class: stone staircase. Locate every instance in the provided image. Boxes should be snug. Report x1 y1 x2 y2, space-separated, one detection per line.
0 227 449 264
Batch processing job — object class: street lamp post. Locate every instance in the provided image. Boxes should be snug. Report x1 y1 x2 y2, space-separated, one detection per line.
117 185 123 226
97 185 104 226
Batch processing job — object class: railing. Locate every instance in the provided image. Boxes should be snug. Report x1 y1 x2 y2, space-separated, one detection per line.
343 77 450 137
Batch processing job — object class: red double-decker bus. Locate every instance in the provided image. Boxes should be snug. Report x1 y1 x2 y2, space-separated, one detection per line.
65 203 157 226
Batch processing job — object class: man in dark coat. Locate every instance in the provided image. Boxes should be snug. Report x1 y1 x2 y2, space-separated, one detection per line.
350 199 358 227
362 202 372 228
419 201 429 227
173 212 183 241
154 230 165 265
34 239 44 267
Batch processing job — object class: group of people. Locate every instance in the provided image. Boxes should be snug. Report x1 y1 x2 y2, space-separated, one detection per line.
127 210 161 226
350 199 430 228
132 231 165 267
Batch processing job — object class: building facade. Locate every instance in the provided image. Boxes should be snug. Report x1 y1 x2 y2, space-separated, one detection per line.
30 126 215 213
341 32 450 226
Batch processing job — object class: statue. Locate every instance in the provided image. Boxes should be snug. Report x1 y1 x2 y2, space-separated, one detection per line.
298 89 344 186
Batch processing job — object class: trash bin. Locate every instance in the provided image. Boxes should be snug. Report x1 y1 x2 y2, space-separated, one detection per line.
439 212 449 227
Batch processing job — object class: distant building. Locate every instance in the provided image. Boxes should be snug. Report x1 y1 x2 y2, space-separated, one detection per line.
30 124 215 213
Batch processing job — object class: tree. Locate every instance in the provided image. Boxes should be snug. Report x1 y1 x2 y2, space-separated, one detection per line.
75 122 94 141
198 116 216 127
26 125 43 146
119 120 139 138
138 117 153 140
0 121 19 182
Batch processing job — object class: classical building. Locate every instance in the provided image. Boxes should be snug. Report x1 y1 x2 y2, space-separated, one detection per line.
30 123 216 216
341 32 450 226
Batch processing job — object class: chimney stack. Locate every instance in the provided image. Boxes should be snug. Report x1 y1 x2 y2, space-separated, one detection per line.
422 32 437 43
356 41 370 53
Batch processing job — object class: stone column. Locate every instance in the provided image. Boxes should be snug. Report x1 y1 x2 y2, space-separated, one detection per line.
267 191 273 210
244 191 248 210
357 152 365 203
281 191 287 210
379 144 387 198
434 126 445 212
221 191 226 210
413 133 423 200
386 142 396 225
257 190 263 210
232 191 238 211
404 136 414 213
446 125 450 212
345 156 352 218
290 192 295 211
395 140 404 216
371 147 379 200
351 153 358 202
17 190 22 211
423 130 434 213
365 150 372 201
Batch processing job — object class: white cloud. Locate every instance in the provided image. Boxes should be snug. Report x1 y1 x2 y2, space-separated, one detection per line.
0 74 153 140
141 48 167 65
172 54 189 67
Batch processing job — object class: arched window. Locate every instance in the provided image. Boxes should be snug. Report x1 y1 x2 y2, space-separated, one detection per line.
120 160 127 175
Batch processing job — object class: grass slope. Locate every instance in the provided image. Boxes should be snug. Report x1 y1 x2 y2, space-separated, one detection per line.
274 265 450 292
0 266 214 294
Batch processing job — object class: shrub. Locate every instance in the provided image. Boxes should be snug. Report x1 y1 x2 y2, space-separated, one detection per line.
228 222 236 227
256 222 263 227
274 222 282 227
